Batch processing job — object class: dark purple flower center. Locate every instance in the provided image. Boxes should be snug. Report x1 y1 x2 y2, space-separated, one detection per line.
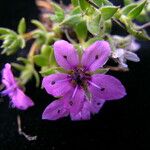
70 67 91 87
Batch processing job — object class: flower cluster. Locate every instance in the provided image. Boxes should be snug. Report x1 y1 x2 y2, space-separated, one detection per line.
0 0 149 121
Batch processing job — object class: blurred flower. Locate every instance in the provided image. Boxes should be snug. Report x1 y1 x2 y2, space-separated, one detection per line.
1 63 34 110
112 35 140 68
42 40 126 120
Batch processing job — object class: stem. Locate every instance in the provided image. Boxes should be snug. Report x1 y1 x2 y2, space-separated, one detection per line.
22 30 37 41
139 22 150 29
105 66 129 72
28 42 40 62
17 115 37 141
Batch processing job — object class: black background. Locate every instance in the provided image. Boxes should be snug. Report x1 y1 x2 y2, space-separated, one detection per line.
0 0 150 149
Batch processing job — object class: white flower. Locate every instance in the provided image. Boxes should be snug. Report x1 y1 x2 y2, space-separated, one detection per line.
111 35 140 68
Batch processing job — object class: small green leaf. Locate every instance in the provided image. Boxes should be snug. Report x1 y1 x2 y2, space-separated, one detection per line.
75 21 87 42
105 20 112 33
128 0 147 19
18 18 26 34
20 64 33 85
40 68 56 76
49 48 57 66
93 68 109 74
62 14 82 26
101 6 118 20
78 0 91 12
40 67 65 76
121 3 137 15
19 37 26 48
0 28 16 35
17 57 30 64
11 63 25 71
31 20 46 31
41 45 52 57
50 2 64 23
34 55 49 67
93 0 103 7
70 6 81 15
86 13 101 35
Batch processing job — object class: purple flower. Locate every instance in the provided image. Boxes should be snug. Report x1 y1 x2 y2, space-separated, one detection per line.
42 40 126 120
1 63 34 110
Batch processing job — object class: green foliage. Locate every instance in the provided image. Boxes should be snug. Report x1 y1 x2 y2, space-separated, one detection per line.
0 28 25 55
18 18 26 34
128 0 147 19
50 2 65 23
100 6 118 20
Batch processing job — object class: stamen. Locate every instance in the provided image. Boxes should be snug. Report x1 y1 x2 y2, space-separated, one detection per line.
71 85 78 99
88 81 101 89
51 78 71 85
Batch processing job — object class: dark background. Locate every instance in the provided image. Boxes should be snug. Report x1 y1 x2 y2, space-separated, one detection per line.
0 0 150 149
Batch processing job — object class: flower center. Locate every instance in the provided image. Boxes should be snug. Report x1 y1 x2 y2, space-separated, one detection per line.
70 68 91 87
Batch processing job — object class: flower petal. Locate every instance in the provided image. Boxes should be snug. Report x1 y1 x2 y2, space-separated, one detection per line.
42 100 69 120
42 73 72 97
89 98 105 114
54 40 79 70
112 48 124 59
81 41 111 71
65 87 85 116
11 89 34 110
89 74 126 100
2 63 16 88
71 101 91 121
125 51 140 62
128 39 140 52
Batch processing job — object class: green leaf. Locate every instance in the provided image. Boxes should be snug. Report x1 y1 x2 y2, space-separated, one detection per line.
31 20 46 31
70 6 81 15
0 28 16 35
86 13 101 35
71 0 78 7
40 68 56 76
78 0 91 12
74 21 87 42
101 6 118 20
51 2 64 23
41 45 52 57
18 18 26 34
62 14 82 26
20 64 33 85
93 68 109 74
93 0 103 7
11 63 25 71
121 3 137 15
17 57 30 64
40 67 65 76
19 37 26 49
103 0 113 6
128 0 147 19
105 20 112 33
34 55 49 67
